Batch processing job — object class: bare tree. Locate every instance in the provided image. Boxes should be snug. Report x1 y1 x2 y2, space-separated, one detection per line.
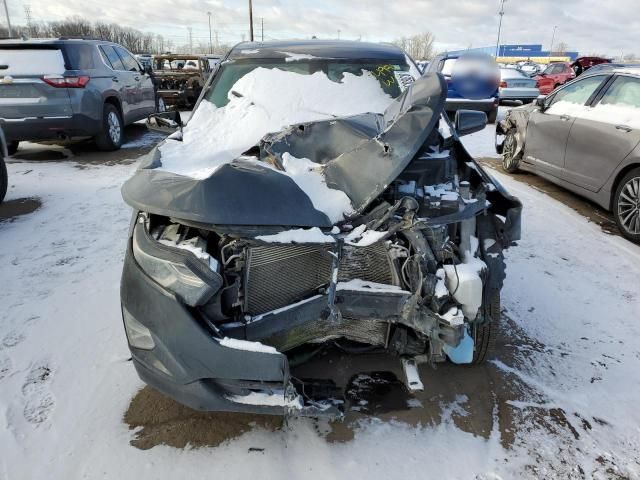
554 41 569 55
392 31 435 60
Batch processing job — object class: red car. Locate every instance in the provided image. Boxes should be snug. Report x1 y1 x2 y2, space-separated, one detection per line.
571 56 611 76
534 62 576 95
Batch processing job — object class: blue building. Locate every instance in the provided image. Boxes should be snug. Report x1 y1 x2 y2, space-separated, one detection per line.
447 44 579 64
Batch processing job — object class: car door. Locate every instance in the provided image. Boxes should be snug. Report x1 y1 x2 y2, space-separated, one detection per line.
524 74 609 177
114 46 155 120
99 45 135 121
563 75 640 191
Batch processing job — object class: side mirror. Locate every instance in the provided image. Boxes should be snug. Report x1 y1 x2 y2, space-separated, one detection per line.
146 111 183 135
454 110 487 137
535 95 547 109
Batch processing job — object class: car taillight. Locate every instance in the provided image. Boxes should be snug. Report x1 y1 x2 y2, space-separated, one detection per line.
42 75 90 88
499 81 507 88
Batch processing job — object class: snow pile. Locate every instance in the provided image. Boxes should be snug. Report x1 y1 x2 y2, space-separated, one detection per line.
0 48 65 76
344 224 387 246
219 337 278 354
256 227 335 244
336 279 407 293
158 237 219 271
226 391 303 409
279 153 354 222
157 67 395 180
278 51 317 62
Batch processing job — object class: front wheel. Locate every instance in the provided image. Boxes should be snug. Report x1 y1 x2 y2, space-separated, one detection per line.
613 167 640 244
470 290 500 364
95 104 123 151
7 141 19 156
487 108 498 124
0 155 7 203
501 130 521 173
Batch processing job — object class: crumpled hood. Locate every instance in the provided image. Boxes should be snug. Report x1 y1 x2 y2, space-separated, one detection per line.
121 73 447 227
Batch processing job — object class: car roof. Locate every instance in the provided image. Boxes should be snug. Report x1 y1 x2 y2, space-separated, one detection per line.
0 38 120 47
227 39 407 62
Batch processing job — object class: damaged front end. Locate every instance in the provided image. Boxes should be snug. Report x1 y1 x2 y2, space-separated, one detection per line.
121 73 522 418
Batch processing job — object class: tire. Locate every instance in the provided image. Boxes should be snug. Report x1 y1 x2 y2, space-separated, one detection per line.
501 130 521 173
95 103 123 151
0 155 7 203
156 96 167 113
613 167 640 244
7 141 19 156
471 289 500 364
487 107 498 124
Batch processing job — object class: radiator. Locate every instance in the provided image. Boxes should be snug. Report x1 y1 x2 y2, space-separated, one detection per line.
243 242 397 315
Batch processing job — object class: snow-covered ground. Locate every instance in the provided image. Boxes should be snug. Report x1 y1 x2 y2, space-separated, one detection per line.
1 122 640 479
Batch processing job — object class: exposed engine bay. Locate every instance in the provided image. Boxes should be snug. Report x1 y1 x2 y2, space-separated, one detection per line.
136 136 511 366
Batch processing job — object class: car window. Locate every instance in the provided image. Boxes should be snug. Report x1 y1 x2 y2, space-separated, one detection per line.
99 45 124 71
63 44 97 70
599 76 640 108
114 46 140 72
501 69 527 79
205 59 412 108
548 75 607 107
440 58 456 76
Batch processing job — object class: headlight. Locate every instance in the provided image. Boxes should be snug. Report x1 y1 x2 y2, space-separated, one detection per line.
132 217 222 306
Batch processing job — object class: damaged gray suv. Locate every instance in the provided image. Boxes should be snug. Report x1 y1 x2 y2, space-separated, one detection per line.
120 40 522 417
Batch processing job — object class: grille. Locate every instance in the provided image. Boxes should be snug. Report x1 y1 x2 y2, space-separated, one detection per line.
244 242 397 315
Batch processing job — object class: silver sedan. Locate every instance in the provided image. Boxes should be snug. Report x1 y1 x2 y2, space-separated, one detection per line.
499 68 540 104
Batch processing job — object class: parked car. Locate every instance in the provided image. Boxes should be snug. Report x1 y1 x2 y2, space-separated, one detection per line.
518 61 543 77
499 68 540 104
120 40 522 417
425 53 500 123
205 55 222 70
497 69 640 243
0 39 158 152
153 54 212 108
534 62 576 95
0 126 7 203
571 56 611 76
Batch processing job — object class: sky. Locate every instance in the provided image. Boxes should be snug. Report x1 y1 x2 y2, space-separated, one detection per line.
2 0 638 57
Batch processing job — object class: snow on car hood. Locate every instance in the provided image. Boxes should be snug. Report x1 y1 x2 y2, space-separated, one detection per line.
122 72 447 227
156 67 396 180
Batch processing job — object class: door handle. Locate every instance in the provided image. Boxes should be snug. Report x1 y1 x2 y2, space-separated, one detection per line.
616 124 632 132
112 76 119 82
560 114 571 121
134 76 140 81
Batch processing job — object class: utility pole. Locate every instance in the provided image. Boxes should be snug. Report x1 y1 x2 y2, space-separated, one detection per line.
248 0 254 42
495 0 506 58
207 12 213 54
188 27 193 53
261 17 263 42
24 4 33 37
549 25 557 58
2 0 12 37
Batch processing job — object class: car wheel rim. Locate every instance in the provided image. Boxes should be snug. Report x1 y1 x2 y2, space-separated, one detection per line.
503 133 517 169
158 98 166 113
618 176 640 235
108 112 121 144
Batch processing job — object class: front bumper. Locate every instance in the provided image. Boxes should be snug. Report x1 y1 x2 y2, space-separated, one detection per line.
444 97 498 113
121 242 293 415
